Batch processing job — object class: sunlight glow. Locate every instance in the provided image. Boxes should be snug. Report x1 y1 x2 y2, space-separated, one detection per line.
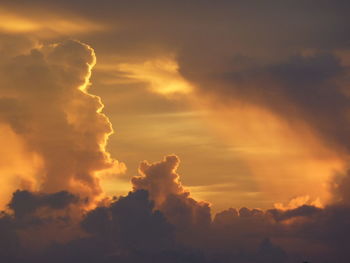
194 99 346 206
117 56 193 95
0 9 103 35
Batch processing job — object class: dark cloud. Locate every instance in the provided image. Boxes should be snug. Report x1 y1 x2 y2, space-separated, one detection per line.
37 189 207 263
179 51 350 153
0 215 20 263
8 190 79 219
103 156 350 262
96 189 174 252
283 207 323 223
257 238 288 263
266 205 322 222
0 157 350 262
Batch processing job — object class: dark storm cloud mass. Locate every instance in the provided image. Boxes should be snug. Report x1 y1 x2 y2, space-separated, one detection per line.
2 156 350 262
179 50 350 153
8 190 79 218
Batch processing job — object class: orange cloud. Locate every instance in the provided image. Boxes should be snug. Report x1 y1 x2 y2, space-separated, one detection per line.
0 124 43 208
0 39 125 206
0 8 103 36
115 56 193 95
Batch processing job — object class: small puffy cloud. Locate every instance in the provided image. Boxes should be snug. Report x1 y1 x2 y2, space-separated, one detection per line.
132 155 211 231
132 155 184 205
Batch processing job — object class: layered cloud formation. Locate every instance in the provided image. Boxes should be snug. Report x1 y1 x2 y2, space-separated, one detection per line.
0 1 350 262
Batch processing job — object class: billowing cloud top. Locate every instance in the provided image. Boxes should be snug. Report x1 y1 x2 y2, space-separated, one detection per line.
0 38 124 202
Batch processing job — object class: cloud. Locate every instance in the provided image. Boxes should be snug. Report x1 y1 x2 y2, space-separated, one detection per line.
0 154 349 262
122 156 345 262
83 190 174 251
0 38 125 203
0 6 350 259
180 51 350 152
2 0 348 209
132 155 184 205
8 190 79 218
0 7 103 37
0 215 19 262
267 205 322 222
178 49 349 205
39 190 187 263
132 155 211 232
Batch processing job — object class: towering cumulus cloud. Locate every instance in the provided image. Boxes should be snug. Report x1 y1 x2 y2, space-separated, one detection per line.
0 38 123 202
132 155 211 231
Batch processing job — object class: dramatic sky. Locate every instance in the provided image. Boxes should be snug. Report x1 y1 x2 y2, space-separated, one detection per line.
0 1 350 262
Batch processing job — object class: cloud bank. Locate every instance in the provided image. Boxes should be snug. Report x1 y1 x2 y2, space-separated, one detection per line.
1 153 350 262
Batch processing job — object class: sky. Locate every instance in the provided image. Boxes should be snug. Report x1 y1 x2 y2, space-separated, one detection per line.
0 1 350 262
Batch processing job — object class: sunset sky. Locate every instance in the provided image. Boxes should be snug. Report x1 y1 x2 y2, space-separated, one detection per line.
0 1 350 262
